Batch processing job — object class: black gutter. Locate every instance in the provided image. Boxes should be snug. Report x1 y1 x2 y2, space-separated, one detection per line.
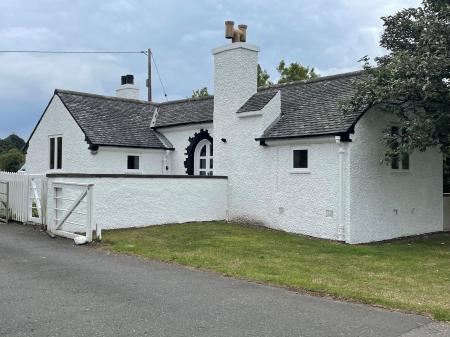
255 131 351 142
153 120 213 129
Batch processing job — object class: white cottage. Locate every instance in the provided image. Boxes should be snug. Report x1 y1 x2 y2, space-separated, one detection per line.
24 25 444 243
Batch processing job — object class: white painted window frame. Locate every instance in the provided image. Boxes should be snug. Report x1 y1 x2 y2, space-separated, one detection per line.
126 154 142 173
389 126 411 173
194 139 213 176
290 146 310 174
49 135 63 171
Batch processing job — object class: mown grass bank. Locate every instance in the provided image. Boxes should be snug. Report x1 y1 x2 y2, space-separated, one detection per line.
101 222 450 320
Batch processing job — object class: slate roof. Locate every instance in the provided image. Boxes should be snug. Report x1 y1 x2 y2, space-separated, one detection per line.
26 70 365 151
55 90 172 149
154 96 214 128
237 91 278 113
252 71 365 140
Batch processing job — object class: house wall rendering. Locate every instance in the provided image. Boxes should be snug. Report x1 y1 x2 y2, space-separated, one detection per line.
159 123 213 175
212 42 344 240
26 95 166 175
46 175 228 231
348 108 443 243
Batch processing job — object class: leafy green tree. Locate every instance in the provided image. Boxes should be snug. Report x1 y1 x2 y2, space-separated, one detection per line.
0 134 25 154
257 64 272 87
191 87 209 98
276 59 319 84
344 0 450 165
0 148 25 172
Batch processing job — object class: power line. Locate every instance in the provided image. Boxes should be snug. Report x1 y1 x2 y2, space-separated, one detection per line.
0 49 170 100
145 50 168 101
0 50 146 54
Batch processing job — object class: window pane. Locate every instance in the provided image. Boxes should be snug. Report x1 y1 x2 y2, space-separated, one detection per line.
210 159 213 169
127 155 139 170
207 171 213 176
293 150 308 169
57 137 62 169
391 126 399 135
200 159 206 169
210 144 213 156
401 153 409 170
391 155 399 169
200 145 206 156
49 138 55 169
199 171 206 176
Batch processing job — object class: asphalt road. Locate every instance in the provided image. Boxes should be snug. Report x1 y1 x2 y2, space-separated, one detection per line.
0 222 448 337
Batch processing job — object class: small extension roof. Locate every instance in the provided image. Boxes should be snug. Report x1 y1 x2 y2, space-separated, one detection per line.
246 71 365 140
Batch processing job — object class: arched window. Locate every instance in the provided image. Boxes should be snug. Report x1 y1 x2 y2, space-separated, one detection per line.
194 139 213 176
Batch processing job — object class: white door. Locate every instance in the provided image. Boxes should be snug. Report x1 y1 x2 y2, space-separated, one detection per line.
194 139 213 176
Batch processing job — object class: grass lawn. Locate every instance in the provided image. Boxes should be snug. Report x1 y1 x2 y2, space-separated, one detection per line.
101 222 450 321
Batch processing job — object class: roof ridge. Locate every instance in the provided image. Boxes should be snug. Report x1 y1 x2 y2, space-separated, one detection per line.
257 70 364 92
55 89 214 106
55 89 158 106
158 95 214 106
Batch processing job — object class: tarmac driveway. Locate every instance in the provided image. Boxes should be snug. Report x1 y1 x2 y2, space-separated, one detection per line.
0 222 448 337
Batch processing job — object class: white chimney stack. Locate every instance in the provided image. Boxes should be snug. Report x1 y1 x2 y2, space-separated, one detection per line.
212 21 259 176
116 74 140 99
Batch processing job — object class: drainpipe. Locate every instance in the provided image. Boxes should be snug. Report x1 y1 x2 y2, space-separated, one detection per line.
335 136 345 242
162 150 170 174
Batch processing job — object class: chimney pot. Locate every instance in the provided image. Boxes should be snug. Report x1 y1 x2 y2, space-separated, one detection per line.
225 21 235 39
116 74 139 99
125 74 134 84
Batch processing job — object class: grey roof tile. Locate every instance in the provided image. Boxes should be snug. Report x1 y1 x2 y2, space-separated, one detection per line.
56 90 171 149
254 71 364 139
237 91 278 113
154 96 214 128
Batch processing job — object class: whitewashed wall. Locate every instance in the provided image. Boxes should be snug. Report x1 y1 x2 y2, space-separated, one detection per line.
212 43 345 240
444 194 450 231
26 95 166 175
160 123 213 175
46 175 228 230
348 108 443 243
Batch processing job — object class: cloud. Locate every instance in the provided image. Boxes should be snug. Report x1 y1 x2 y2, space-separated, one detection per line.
0 0 423 138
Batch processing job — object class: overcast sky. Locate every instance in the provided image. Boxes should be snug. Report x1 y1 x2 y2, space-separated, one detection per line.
0 0 420 139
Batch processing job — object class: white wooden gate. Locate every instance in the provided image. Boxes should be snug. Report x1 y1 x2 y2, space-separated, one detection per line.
50 181 97 243
0 181 8 223
0 172 46 224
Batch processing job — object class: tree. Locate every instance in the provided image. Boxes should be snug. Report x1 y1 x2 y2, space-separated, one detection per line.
0 134 25 154
0 148 25 172
344 0 450 164
276 59 319 84
257 64 272 87
191 87 209 98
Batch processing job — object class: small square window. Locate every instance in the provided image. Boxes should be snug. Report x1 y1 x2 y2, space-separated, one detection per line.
127 155 140 170
293 149 308 169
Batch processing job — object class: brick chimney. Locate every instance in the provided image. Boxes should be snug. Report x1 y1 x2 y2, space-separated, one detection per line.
116 74 140 99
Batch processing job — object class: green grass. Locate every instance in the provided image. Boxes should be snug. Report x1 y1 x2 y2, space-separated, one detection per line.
101 222 450 321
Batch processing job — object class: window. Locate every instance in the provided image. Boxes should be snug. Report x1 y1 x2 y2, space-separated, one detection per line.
291 148 309 173
194 139 213 176
127 155 140 170
390 126 410 171
49 136 62 170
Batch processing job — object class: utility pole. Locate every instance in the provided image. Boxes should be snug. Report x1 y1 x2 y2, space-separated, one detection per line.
146 48 152 102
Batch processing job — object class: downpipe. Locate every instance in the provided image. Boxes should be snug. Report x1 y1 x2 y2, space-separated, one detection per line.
335 136 345 242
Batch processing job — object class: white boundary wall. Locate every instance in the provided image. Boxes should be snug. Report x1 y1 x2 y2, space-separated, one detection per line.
46 175 228 230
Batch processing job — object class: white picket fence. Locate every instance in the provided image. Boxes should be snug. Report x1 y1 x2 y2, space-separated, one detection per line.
0 171 46 224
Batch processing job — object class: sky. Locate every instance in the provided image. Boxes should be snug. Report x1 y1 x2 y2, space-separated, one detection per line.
0 0 421 140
